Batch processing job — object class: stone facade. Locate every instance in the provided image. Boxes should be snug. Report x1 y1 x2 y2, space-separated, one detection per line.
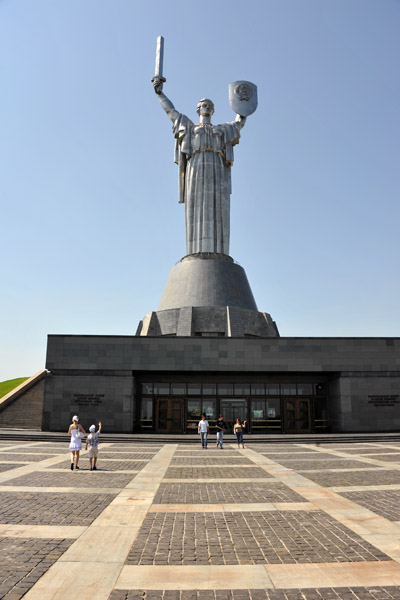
43 335 400 433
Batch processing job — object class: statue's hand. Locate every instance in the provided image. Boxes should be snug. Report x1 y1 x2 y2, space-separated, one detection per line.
152 76 164 95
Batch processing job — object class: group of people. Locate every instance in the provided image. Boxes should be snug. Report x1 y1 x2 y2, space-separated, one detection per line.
68 415 101 470
198 414 246 449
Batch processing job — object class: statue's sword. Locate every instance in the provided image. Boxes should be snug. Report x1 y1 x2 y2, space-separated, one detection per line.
152 35 166 84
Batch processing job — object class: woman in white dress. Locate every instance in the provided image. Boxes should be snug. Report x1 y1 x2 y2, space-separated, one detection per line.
68 415 86 470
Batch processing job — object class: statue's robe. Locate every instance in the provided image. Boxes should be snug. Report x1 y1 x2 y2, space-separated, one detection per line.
173 114 241 255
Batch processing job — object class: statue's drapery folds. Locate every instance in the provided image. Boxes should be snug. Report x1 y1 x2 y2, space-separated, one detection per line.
173 114 241 255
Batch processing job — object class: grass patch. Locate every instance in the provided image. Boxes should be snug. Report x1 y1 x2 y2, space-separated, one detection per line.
0 377 30 399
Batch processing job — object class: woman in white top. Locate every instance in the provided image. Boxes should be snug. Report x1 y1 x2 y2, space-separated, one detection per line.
68 415 86 470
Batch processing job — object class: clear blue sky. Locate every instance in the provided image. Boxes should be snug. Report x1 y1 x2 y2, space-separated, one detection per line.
1 0 399 381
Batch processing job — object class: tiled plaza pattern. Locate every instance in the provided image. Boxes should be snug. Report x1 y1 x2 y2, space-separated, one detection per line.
0 492 117 525
0 439 399 599
295 470 400 487
153 482 305 504
3 454 60 462
126 510 389 565
164 467 271 479
47 459 149 471
339 490 400 522
2 471 135 487
0 463 27 473
0 537 73 599
170 457 254 465
109 590 400 600
273 460 380 470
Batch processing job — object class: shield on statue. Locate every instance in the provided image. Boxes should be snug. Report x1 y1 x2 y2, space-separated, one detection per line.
229 80 258 116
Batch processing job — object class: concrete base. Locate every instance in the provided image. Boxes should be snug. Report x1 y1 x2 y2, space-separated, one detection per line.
136 253 279 338
136 305 279 337
158 254 258 312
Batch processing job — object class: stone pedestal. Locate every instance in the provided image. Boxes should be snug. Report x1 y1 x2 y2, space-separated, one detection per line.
136 253 279 338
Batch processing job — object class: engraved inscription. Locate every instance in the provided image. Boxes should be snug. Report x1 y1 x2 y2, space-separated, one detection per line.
367 394 399 407
73 393 104 407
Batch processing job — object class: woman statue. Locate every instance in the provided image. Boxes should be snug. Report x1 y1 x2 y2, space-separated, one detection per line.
153 77 246 256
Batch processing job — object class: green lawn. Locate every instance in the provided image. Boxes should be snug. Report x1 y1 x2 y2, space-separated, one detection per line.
0 377 29 399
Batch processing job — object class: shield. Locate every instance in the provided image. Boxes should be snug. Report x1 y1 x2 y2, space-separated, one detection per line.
229 81 258 116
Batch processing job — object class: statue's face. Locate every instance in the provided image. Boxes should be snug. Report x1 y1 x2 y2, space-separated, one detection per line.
198 99 214 117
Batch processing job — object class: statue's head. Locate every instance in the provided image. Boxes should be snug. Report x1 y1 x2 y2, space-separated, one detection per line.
197 98 215 117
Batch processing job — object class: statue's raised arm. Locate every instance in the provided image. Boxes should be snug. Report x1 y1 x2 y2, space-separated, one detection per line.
152 77 179 123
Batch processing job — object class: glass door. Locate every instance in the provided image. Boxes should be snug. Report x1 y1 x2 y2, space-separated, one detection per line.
284 398 312 433
220 399 248 433
155 398 184 433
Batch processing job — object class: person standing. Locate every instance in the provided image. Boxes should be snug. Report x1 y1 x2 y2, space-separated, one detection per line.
198 414 209 449
68 415 86 470
216 415 226 449
233 417 247 449
85 421 102 471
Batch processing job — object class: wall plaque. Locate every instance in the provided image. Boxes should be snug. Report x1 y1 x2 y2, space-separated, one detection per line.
73 393 105 407
367 394 399 407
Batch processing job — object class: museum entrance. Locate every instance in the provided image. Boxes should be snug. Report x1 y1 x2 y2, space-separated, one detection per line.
155 398 184 433
139 380 328 434
220 399 248 433
283 398 312 434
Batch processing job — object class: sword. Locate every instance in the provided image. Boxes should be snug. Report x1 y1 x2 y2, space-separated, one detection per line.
151 35 166 86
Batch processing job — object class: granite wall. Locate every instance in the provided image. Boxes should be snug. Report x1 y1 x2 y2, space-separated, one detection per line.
43 335 400 433
43 373 134 432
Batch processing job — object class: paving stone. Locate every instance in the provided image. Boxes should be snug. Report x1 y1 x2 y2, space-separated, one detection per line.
47 460 149 471
170 458 254 465
364 454 400 462
0 491 116 525
315 445 382 450
7 447 70 454
335 449 400 455
100 453 157 460
0 447 67 454
164 467 270 480
0 537 73 598
339 489 400 522
125 511 390 565
276 460 372 470
258 452 333 459
2 471 135 488
108 590 400 600
298 470 400 487
0 464 26 473
153 482 304 504
0 453 59 462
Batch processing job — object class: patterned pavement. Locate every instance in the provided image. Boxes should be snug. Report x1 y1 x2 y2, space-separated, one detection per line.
0 439 399 599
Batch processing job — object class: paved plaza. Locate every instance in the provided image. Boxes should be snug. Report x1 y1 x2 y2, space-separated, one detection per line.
0 439 400 599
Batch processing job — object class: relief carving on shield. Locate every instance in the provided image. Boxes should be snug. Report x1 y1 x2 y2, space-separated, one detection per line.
229 80 258 116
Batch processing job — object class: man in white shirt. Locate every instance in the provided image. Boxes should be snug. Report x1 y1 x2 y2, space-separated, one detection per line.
198 414 209 449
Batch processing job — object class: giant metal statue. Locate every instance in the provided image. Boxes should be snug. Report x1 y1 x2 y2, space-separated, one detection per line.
152 36 257 256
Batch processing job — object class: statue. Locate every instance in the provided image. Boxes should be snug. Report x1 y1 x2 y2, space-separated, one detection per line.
152 37 257 257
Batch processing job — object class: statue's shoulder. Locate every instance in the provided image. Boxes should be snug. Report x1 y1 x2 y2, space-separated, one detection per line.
173 113 195 137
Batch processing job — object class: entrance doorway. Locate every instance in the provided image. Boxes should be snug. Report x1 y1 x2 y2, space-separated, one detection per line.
155 398 184 433
220 399 248 433
284 398 312 433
